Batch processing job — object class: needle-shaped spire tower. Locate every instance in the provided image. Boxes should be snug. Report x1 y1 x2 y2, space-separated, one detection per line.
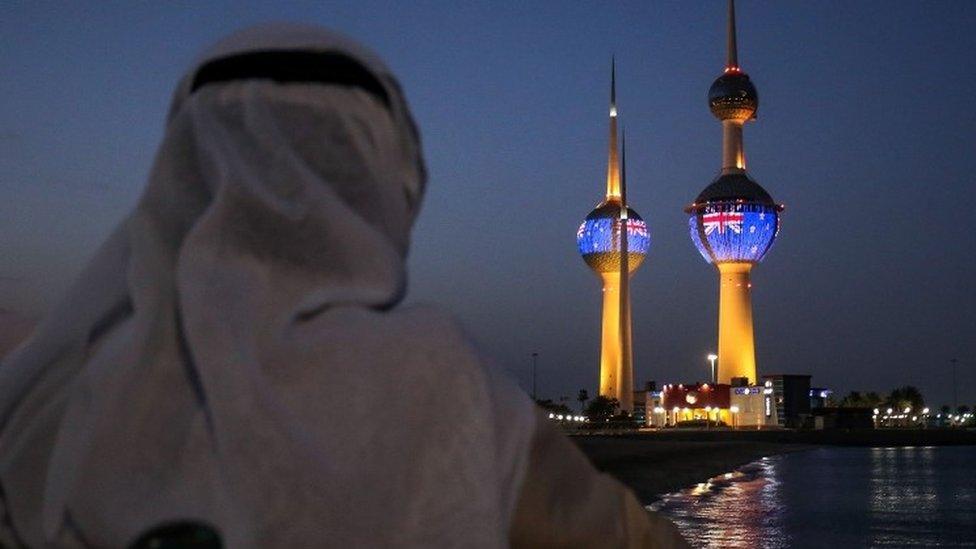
606 56 620 198
576 62 650 413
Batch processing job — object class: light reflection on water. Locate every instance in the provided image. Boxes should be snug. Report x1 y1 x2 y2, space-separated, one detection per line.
649 447 976 548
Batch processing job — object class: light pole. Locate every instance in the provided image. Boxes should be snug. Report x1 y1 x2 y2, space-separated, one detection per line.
707 354 718 384
730 405 739 430
531 352 539 401
950 358 959 412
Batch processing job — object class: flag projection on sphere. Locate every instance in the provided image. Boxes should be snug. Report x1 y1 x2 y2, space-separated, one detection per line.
577 217 651 257
689 203 778 263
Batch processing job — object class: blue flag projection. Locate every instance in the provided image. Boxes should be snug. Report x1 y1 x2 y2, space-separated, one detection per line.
577 208 650 273
689 202 779 264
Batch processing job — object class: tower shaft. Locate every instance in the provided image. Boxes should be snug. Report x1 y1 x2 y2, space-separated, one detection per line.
617 130 632 413
721 120 746 173
606 115 620 197
599 272 634 411
717 262 756 384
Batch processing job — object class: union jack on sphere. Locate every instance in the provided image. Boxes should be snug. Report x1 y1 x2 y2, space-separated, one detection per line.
702 211 744 235
625 220 649 238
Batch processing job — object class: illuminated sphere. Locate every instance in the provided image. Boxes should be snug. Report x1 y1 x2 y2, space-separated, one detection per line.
685 173 782 265
577 201 650 273
708 71 758 122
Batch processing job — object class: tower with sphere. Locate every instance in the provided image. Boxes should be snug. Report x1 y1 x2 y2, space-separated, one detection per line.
577 62 650 413
686 0 783 385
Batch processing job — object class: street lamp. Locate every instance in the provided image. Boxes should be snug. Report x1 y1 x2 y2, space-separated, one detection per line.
730 405 740 430
531 352 538 401
950 358 959 411
707 354 718 383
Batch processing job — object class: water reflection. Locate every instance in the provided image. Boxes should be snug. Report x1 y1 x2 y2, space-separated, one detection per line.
867 447 942 547
650 447 976 548
649 457 787 548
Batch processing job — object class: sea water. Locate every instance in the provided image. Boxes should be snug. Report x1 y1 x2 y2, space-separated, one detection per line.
650 446 976 548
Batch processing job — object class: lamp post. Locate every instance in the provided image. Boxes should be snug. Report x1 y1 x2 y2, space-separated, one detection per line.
531 352 538 401
730 405 739 430
950 358 959 412
707 354 718 384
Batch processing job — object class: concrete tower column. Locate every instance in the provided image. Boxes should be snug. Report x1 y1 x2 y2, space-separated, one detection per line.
721 120 745 173
599 273 622 400
717 262 756 384
598 271 635 411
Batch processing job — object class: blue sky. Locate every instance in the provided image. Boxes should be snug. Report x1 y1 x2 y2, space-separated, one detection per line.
2 1 975 407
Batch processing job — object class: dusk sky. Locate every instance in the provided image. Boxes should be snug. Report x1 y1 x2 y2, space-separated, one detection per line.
2 1 974 408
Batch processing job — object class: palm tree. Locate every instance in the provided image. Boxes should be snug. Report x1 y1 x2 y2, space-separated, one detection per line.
577 389 589 413
886 386 924 412
584 396 619 422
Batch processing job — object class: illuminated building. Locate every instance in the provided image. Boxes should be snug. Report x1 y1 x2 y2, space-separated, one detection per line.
730 383 775 428
577 62 650 413
686 0 783 385
660 383 731 426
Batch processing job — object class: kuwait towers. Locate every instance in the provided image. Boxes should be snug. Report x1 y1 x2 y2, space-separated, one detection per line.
576 62 650 413
686 0 783 384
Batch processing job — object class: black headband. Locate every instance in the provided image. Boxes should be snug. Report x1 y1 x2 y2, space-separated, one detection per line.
190 50 390 108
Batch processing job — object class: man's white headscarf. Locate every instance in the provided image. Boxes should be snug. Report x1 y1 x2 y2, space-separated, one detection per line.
0 24 536 547
0 24 690 549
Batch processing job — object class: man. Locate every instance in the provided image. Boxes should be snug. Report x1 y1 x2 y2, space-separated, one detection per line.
0 25 688 548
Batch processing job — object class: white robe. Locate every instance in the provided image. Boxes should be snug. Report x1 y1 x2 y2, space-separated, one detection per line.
0 24 688 548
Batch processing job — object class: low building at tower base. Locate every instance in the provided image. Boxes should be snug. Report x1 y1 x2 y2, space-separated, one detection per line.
646 375 828 429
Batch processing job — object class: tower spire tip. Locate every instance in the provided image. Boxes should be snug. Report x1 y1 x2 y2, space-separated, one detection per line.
726 0 739 70
610 56 617 117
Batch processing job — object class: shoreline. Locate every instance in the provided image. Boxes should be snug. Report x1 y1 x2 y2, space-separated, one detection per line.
571 429 976 504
